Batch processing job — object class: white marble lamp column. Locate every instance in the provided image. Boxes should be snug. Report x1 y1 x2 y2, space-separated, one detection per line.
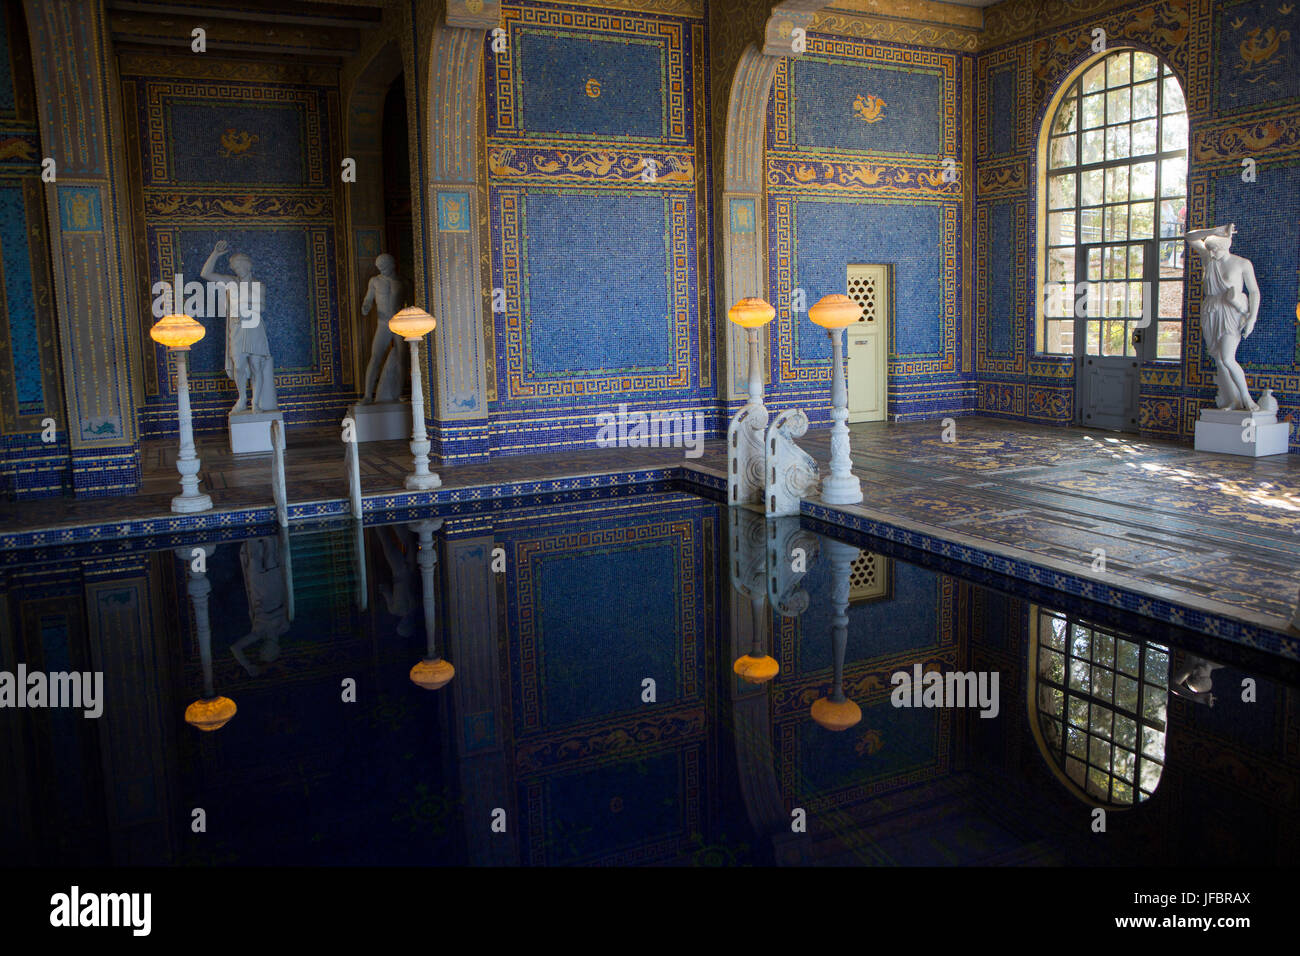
150 314 212 514
808 294 863 506
389 306 442 492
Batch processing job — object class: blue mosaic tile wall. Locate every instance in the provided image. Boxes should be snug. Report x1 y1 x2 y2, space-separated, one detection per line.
119 57 353 439
766 33 974 420
0 0 67 498
485 0 715 455
975 0 1300 449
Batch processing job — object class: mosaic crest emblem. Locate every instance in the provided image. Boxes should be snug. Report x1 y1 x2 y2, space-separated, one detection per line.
585 78 601 98
730 198 755 234
852 93 886 124
438 192 470 233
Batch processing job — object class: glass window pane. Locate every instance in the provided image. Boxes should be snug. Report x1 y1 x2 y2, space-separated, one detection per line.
1128 280 1146 316
1106 124 1130 160
1087 247 1102 279
1046 319 1073 353
1080 168 1104 205
1131 161 1156 199
1162 75 1185 113
1083 62 1106 94
1048 173 1077 209
1129 201 1154 239
1047 248 1074 283
1162 112 1188 152
1107 87 1130 124
1086 321 1101 354
1082 128 1104 163
1117 640 1140 675
1050 134 1077 168
1133 53 1159 82
1105 165 1129 201
1052 97 1078 134
1160 157 1186 197
1132 80 1158 119
1158 240 1183 274
1102 319 1126 355
1127 245 1144 277
1159 197 1185 237
1107 52 1131 88
1105 205 1128 241
1157 321 1182 359
1158 278 1182 316
1131 119 1158 156
1105 247 1125 279
1083 92 1105 128
1049 211 1076 245
1080 207 1103 244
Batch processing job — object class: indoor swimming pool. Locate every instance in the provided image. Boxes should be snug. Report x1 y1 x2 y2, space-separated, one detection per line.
2 489 1295 867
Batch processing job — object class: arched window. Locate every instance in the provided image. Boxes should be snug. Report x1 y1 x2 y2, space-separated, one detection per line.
1030 606 1168 805
1040 50 1188 361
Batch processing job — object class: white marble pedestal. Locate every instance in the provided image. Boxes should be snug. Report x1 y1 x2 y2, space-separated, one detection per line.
347 401 409 443
1194 408 1291 457
229 409 284 455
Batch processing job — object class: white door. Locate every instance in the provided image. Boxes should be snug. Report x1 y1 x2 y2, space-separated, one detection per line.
845 264 888 423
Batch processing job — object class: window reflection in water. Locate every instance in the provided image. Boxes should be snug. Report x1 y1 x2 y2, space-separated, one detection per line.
1032 607 1168 804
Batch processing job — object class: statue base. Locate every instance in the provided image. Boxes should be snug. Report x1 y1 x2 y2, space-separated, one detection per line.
229 409 284 455
347 401 409 443
1194 408 1290 457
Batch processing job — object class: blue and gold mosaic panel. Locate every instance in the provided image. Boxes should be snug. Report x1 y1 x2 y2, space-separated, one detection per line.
492 187 696 402
1212 0 1300 113
150 225 341 392
490 4 691 146
135 82 326 188
507 515 705 736
770 196 959 384
771 35 958 160
976 199 1028 376
1188 164 1300 394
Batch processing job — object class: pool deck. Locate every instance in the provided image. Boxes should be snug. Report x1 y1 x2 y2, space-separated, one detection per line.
2 416 1298 657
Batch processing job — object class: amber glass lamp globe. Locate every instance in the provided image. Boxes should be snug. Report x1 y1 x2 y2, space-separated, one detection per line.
733 653 779 685
807 294 862 330
727 297 776 329
185 696 236 732
389 305 437 340
150 313 206 350
811 697 862 732
410 657 455 690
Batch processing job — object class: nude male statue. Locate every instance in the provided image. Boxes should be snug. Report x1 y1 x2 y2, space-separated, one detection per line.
1184 223 1260 411
360 253 408 404
201 240 278 413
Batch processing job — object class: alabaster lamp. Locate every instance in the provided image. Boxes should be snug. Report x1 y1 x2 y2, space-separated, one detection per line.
177 545 237 732
408 519 454 690
733 586 779 685
728 297 776 408
388 306 441 492
808 294 863 505
151 314 212 514
810 537 862 732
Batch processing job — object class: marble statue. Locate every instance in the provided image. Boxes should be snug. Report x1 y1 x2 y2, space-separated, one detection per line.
230 537 291 677
202 240 277 413
1185 224 1260 411
1168 653 1224 708
360 253 408 404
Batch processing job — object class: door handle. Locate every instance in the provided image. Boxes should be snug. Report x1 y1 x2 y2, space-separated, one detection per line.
1130 328 1143 345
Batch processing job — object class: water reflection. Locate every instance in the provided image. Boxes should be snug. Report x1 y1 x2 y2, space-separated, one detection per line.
0 492 1295 866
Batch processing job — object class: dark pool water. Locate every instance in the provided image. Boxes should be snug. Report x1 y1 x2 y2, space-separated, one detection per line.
2 490 1296 866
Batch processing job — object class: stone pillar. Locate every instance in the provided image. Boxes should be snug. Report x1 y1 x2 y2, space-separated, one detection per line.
23 0 143 495
419 0 500 461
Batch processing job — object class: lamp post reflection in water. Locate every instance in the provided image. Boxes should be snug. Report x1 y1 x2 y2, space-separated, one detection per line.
811 538 862 732
178 544 236 732
409 519 454 690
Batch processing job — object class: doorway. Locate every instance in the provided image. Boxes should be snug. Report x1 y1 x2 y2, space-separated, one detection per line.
1074 237 1158 430
844 264 889 423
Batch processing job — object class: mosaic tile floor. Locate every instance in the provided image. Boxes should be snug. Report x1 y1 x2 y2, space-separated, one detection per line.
688 417 1300 638
2 416 1297 645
